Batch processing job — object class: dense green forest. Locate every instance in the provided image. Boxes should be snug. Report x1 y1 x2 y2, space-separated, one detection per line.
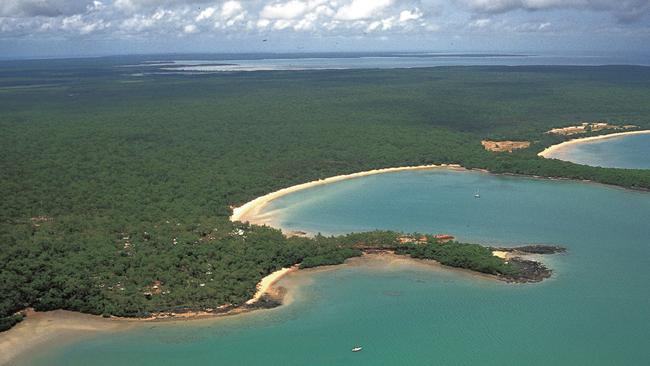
1 58 649 330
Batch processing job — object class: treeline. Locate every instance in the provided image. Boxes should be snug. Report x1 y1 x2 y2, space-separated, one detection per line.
0 223 513 327
1 62 650 330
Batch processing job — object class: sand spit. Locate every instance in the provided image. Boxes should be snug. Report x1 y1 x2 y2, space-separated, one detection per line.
0 265 301 366
231 164 463 226
246 266 299 305
0 309 131 366
538 130 650 158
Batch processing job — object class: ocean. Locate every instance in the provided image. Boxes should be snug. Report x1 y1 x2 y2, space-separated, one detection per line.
25 169 650 365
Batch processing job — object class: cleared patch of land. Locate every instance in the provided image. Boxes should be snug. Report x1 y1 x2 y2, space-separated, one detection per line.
481 140 531 152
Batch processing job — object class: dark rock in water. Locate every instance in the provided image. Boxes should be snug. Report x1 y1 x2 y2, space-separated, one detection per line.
501 258 552 283
245 286 287 310
513 245 566 254
252 295 283 309
491 244 566 255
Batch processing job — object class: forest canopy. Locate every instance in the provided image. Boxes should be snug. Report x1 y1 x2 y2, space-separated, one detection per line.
1 59 649 330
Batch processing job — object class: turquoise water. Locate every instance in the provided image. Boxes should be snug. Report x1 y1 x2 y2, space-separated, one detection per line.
546 133 650 169
125 52 650 74
26 170 650 365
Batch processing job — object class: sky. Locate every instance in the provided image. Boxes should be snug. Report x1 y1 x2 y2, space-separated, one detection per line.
0 0 649 58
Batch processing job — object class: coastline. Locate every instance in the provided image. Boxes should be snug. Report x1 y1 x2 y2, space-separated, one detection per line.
538 130 650 158
246 266 299 305
0 266 299 366
231 164 463 226
5 163 582 365
0 309 132 366
0 253 481 366
2 249 556 366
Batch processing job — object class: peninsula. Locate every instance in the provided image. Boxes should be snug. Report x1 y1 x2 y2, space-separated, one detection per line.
2 63 649 346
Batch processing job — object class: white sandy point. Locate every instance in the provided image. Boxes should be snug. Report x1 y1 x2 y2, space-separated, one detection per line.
246 266 299 305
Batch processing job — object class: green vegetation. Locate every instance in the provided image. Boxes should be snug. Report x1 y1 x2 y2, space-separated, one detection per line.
0 314 23 332
1 58 649 329
334 231 518 277
399 241 518 277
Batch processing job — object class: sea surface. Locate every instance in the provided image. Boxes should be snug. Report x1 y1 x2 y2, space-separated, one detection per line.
121 51 650 74
24 169 650 365
544 133 650 169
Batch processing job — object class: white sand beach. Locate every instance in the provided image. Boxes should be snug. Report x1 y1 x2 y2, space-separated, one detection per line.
246 266 299 305
231 164 463 226
538 130 650 158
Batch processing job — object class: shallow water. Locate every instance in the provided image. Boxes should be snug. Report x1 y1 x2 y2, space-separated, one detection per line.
25 170 650 365
545 133 650 169
126 52 650 73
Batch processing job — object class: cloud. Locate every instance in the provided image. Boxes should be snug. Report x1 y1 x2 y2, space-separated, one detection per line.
399 9 422 22
260 0 309 19
335 0 394 20
195 7 216 22
221 1 244 18
0 0 94 17
113 0 213 13
459 0 650 22
183 23 198 33
469 18 491 28
61 13 109 34
0 0 646 45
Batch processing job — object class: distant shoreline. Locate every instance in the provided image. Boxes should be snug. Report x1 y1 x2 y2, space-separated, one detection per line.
231 164 465 227
538 130 650 158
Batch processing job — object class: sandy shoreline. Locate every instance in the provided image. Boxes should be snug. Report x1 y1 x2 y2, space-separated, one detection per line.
1 250 540 365
0 253 467 366
246 266 299 305
4 162 571 365
0 265 300 366
231 164 463 226
0 309 132 366
538 130 650 158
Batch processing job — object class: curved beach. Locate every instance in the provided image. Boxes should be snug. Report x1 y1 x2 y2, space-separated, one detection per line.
0 266 300 366
538 130 650 158
231 164 463 226
0 309 132 366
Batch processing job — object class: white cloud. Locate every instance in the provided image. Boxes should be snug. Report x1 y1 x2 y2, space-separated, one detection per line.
256 18 271 28
61 14 108 34
0 0 94 17
221 1 243 18
196 7 216 21
0 0 646 47
399 9 422 22
335 0 394 20
272 18 293 29
183 23 198 33
469 18 491 28
260 0 309 19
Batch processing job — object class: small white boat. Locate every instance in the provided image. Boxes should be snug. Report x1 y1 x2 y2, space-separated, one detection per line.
474 189 481 198
351 346 363 352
